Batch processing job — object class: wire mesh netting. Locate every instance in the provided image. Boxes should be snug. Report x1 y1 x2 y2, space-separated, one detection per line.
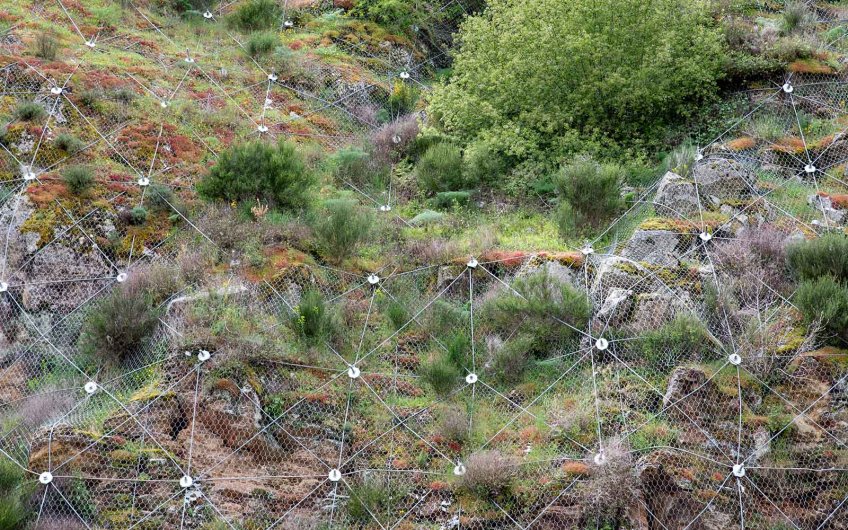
0 0 846 529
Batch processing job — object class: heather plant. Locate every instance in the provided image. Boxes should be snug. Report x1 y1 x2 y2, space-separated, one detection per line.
246 32 277 57
459 450 517 496
794 277 848 340
786 233 848 283
80 283 162 365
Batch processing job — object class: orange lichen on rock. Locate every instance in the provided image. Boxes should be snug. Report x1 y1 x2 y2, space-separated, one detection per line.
727 136 756 151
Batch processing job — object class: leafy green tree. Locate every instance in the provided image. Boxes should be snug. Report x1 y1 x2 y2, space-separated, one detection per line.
429 0 725 168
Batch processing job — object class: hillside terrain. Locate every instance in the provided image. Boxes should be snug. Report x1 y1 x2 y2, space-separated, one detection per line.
0 0 846 529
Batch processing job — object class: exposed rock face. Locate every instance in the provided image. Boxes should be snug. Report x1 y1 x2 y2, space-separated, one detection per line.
621 229 692 267
808 193 846 225
693 158 755 203
654 171 700 218
627 290 695 332
592 287 633 331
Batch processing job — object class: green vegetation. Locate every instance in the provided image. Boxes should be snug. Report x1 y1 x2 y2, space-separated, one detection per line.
246 31 278 57
639 314 714 371
80 282 162 364
314 199 372 263
416 142 468 194
0 460 30 530
429 0 725 176
554 157 623 237
13 102 46 122
227 0 281 32
786 234 848 283
198 140 313 211
55 132 85 154
62 165 94 195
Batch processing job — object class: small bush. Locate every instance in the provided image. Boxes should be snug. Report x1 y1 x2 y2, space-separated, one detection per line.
147 183 175 212
129 205 148 225
490 333 534 384
438 408 468 442
486 268 591 354
331 148 390 190
555 157 623 236
314 199 372 263
13 102 46 122
198 140 312 210
34 30 58 60
347 478 401 523
370 115 419 164
416 143 468 194
0 459 30 530
433 190 471 209
419 354 460 396
80 283 161 364
293 288 330 344
246 31 278 57
781 0 816 36
54 132 84 154
62 165 94 195
228 0 281 31
460 450 516 496
786 234 848 283
384 299 408 331
794 277 848 340
639 314 713 372
664 142 698 178
387 79 419 117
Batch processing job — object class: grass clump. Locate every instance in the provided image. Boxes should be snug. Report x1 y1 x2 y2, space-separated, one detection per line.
347 478 402 523
0 460 31 530
314 199 372 263
198 139 312 211
54 132 85 154
555 156 623 237
13 102 46 122
246 31 278 57
228 0 281 32
62 165 94 195
80 282 162 364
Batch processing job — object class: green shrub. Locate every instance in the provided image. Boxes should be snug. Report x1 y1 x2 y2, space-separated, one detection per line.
416 143 468 194
387 79 419 117
198 140 313 210
0 459 30 530
34 30 58 60
246 31 278 57
485 269 591 354
429 0 725 166
786 234 848 283
228 0 281 31
331 148 390 190
314 199 372 263
347 479 401 523
433 191 471 209
419 354 461 396
491 333 534 384
129 205 148 225
80 284 161 364
13 102 45 122
293 288 330 344
384 299 408 331
664 142 698 178
554 157 623 236
639 314 713 372
54 132 84 154
147 183 175 211
794 277 848 340
62 165 94 195
780 0 816 36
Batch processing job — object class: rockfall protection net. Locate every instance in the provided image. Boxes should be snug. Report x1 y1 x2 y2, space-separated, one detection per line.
0 0 846 529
